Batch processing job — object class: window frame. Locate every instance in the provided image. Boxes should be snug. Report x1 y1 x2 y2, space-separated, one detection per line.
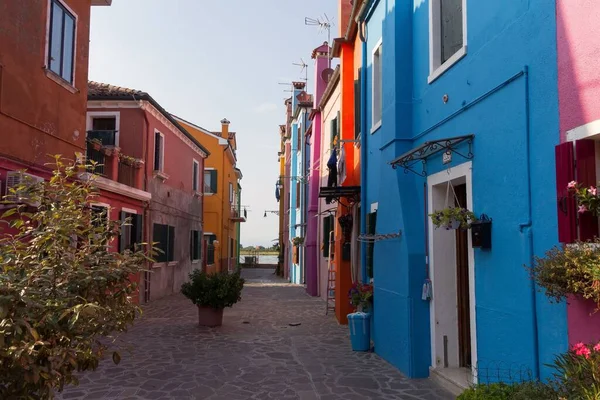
190 230 201 262
192 159 200 192
46 0 77 85
204 168 217 195
152 223 175 264
229 182 234 204
371 39 383 133
86 111 120 147
428 0 468 84
154 130 165 172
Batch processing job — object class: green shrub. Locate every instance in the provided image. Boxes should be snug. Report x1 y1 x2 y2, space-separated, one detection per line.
181 270 244 309
0 157 151 398
458 382 558 400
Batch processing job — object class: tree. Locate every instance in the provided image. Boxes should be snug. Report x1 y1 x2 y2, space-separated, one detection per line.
0 157 151 398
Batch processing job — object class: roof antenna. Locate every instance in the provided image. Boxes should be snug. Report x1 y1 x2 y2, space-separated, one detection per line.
292 58 308 85
305 14 334 69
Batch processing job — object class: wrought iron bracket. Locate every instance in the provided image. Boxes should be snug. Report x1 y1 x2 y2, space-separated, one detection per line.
390 135 474 177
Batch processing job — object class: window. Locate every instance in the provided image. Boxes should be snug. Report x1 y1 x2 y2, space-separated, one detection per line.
372 41 382 131
366 211 377 278
322 215 334 258
190 230 201 261
153 223 175 263
192 160 199 192
119 211 143 253
205 234 217 265
330 115 339 150
429 0 466 83
354 68 362 139
204 170 217 194
48 0 76 83
89 117 117 146
154 131 164 171
229 182 234 204
90 205 109 245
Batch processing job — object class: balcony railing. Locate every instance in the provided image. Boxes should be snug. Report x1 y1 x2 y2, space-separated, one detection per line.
118 161 136 187
87 130 117 146
86 144 105 175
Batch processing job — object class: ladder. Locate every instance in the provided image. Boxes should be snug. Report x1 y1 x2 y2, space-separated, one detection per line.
325 231 336 315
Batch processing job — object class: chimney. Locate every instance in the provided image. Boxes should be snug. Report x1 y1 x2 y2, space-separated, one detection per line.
220 118 230 138
312 41 332 106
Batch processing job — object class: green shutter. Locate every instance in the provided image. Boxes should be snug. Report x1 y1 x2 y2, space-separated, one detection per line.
119 211 126 253
133 214 143 250
210 170 218 193
322 216 330 258
330 118 337 149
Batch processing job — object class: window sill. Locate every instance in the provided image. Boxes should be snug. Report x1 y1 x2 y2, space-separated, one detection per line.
191 260 200 264
45 68 78 94
168 261 178 267
193 191 203 197
153 170 169 182
204 192 215 196
428 46 467 84
370 121 382 134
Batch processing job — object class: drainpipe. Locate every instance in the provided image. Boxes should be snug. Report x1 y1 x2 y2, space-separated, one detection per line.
360 29 368 283
517 65 539 380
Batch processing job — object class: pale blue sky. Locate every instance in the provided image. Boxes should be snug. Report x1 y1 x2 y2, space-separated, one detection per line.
89 0 337 246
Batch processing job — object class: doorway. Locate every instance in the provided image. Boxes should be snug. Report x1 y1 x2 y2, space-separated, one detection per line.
428 162 477 383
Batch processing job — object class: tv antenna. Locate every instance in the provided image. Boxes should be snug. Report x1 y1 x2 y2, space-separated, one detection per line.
292 58 308 84
305 14 334 69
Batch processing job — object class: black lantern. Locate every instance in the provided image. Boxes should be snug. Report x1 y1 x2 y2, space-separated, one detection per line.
471 214 492 250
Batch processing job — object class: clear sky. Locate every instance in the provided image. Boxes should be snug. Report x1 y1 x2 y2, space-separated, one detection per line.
89 0 337 247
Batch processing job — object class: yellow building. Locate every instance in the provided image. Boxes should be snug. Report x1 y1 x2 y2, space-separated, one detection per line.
173 116 245 272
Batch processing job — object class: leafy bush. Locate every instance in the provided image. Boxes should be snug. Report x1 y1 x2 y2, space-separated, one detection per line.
0 157 150 398
458 382 558 400
530 239 600 309
551 342 600 400
181 270 244 309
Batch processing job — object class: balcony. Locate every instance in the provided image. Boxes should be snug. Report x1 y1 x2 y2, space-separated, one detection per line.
87 130 117 146
230 206 246 222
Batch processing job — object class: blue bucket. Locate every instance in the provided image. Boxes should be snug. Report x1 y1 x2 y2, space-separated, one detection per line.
348 312 371 351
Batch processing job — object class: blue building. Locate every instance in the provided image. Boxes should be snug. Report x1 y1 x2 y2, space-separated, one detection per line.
359 0 565 391
288 82 313 284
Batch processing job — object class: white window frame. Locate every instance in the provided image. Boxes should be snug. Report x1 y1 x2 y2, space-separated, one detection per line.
44 0 78 89
371 38 383 134
204 167 215 196
192 159 199 192
229 182 234 204
154 130 165 172
86 111 120 147
428 0 467 84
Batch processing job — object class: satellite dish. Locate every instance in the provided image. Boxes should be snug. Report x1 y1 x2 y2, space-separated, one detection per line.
321 68 334 83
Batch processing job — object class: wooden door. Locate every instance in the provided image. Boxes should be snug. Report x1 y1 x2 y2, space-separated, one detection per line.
455 184 472 368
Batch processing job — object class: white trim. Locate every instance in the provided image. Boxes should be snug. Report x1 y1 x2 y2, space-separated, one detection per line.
192 159 200 192
203 232 214 236
87 101 208 158
427 161 477 382
566 119 600 142
79 173 152 201
371 38 383 130
121 207 138 215
45 0 78 86
154 130 165 172
173 116 229 145
86 111 121 146
428 0 467 84
428 46 467 84
204 167 215 170
90 201 110 209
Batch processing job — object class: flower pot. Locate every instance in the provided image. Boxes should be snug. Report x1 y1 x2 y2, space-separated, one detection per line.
348 312 371 351
197 305 224 327
447 219 461 230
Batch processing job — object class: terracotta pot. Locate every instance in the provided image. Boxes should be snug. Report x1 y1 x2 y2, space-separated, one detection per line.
197 305 224 327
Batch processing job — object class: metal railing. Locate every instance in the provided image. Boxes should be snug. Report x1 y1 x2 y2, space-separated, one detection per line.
118 161 136 187
86 144 105 175
87 130 117 146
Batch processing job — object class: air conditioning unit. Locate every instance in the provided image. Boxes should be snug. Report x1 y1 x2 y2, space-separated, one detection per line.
5 171 44 207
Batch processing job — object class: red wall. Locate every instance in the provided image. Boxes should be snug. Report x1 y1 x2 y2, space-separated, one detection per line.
0 0 92 168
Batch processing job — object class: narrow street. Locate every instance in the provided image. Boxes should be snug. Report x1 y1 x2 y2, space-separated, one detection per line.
58 269 453 400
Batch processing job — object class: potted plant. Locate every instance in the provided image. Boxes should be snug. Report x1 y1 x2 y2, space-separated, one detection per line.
569 181 600 214
88 138 102 151
292 236 304 246
181 270 245 327
429 207 476 230
347 282 374 351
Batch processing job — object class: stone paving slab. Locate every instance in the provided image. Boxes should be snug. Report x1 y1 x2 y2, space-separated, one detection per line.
57 268 454 400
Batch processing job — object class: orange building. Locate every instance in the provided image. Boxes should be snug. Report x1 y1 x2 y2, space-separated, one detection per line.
174 116 245 273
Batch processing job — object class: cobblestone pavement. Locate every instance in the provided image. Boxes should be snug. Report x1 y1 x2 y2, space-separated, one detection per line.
57 269 454 400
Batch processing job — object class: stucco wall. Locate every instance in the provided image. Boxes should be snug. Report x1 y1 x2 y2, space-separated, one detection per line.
0 0 92 167
365 0 564 380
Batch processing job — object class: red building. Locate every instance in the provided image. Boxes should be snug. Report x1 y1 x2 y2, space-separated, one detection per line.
0 0 111 182
87 82 209 301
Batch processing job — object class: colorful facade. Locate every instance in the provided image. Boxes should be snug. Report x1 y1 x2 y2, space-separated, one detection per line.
175 116 245 273
87 82 209 302
359 0 564 390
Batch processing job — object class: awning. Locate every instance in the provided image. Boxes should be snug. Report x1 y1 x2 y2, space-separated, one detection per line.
389 134 474 176
318 186 360 203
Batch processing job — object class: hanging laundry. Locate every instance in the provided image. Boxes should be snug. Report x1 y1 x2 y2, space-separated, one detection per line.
275 182 280 202
326 148 338 204
338 145 346 185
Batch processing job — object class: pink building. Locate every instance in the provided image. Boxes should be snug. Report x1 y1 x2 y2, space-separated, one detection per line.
556 0 600 344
